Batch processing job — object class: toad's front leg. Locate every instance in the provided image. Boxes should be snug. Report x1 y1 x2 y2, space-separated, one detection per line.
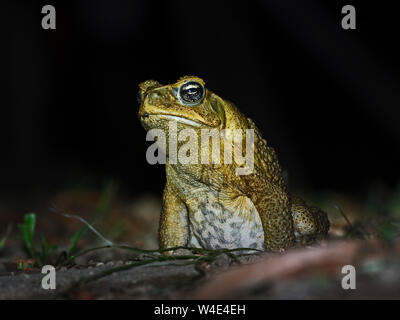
159 182 189 254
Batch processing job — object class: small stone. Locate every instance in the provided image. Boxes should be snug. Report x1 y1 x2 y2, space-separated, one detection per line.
96 262 104 268
213 253 232 268
172 248 193 256
137 254 150 260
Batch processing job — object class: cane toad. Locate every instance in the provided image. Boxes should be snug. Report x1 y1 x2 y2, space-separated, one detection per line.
138 76 329 252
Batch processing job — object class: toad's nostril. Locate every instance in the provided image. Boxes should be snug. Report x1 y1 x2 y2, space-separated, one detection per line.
141 112 150 118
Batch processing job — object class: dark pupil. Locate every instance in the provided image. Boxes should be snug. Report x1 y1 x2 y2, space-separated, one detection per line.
180 82 204 103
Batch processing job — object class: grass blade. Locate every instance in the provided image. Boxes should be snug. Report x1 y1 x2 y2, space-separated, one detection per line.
18 213 37 258
0 225 12 252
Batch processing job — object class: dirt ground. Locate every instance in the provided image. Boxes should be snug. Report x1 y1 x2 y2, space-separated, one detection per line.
1 240 400 299
1 189 399 299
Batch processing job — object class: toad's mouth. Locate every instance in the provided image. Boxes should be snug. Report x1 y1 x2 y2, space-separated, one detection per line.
149 114 213 128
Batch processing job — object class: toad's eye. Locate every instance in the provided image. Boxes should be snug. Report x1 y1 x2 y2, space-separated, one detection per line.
178 81 205 106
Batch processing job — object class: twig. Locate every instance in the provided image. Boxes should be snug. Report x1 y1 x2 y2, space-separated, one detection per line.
49 204 114 246
333 204 352 227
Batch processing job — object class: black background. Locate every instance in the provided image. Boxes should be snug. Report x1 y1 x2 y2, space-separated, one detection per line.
2 0 400 200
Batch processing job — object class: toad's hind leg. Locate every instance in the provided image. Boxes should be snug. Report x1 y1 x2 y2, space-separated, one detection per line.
290 195 330 243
